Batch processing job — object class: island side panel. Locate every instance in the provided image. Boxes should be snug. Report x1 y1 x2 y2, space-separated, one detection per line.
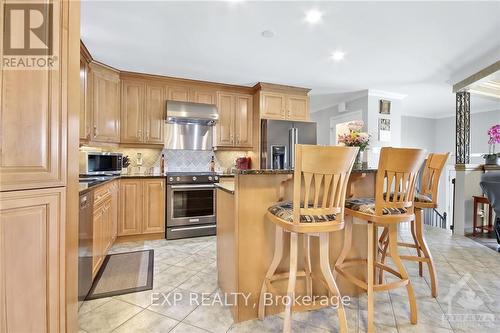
216 188 237 320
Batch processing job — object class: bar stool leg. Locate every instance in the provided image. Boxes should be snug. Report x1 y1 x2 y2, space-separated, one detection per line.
367 223 375 333
473 197 478 236
283 232 298 333
303 235 313 297
388 224 417 324
378 227 389 284
319 233 348 333
334 217 353 278
258 226 284 320
415 208 438 298
410 220 423 276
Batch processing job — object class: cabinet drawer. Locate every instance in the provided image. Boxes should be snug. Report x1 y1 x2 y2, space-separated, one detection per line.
94 183 112 206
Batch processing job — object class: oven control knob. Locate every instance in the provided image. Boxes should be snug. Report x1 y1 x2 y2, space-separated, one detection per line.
176 177 180 181
169 177 173 182
208 176 213 181
192 176 197 181
214 176 219 181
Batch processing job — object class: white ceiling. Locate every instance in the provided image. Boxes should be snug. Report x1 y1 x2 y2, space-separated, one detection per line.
81 0 500 118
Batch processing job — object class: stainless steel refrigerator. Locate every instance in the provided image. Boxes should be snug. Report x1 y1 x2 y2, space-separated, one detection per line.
261 119 317 169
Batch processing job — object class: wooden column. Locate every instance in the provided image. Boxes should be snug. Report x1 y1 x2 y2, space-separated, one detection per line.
455 91 470 164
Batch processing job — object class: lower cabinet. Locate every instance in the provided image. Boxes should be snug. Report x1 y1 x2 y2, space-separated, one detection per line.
91 180 118 277
118 178 166 236
0 188 65 332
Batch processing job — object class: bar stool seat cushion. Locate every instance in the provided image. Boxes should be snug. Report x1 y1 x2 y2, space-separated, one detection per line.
414 192 432 203
345 198 408 215
268 201 337 223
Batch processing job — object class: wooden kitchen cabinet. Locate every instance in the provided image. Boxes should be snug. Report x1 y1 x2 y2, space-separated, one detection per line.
234 95 253 147
118 178 165 236
80 57 91 141
286 95 309 121
118 179 143 236
121 80 145 143
259 87 310 121
91 63 121 143
215 92 253 148
0 188 65 332
92 182 114 276
142 179 166 234
120 79 165 145
145 84 166 144
216 93 235 146
167 86 190 102
261 91 286 120
192 89 216 105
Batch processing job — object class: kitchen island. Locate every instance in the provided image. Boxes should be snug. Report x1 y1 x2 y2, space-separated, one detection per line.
216 168 376 322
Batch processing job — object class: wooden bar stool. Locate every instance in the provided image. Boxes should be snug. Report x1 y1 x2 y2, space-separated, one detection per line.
335 147 425 333
378 152 448 298
258 145 358 333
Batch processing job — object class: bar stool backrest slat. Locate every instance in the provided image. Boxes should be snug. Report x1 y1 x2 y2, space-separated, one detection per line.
420 153 450 203
292 145 359 224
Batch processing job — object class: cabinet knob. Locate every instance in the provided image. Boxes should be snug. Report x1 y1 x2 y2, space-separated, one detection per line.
93 125 98 137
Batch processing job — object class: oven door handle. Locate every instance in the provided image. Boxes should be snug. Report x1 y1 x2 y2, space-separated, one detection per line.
169 184 215 189
170 225 216 232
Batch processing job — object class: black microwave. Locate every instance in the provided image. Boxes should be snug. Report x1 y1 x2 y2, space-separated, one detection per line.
79 152 123 175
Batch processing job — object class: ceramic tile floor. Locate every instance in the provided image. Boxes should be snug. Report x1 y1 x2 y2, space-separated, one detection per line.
79 224 500 333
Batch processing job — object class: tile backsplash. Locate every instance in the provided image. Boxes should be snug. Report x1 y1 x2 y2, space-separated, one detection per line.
80 146 250 173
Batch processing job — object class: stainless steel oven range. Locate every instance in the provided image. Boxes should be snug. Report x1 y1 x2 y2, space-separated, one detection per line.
166 172 219 240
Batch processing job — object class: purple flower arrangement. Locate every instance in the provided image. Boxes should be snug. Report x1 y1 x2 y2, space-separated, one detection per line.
488 124 500 145
484 124 500 164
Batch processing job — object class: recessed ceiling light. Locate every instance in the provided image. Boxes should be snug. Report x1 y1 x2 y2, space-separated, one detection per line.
304 9 323 24
261 30 275 38
331 51 345 61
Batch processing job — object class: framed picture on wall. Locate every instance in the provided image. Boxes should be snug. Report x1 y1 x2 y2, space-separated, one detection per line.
379 118 391 142
379 99 391 115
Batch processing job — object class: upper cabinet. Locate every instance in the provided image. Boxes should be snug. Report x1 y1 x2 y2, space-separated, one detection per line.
257 83 310 121
167 86 190 102
121 80 145 143
192 89 216 105
261 92 287 120
145 84 166 144
120 78 165 145
90 63 121 143
215 92 253 148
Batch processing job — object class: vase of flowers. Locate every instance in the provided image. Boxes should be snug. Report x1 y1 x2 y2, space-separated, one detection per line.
484 124 500 165
338 120 370 168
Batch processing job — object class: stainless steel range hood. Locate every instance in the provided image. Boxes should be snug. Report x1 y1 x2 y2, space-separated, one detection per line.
164 101 219 150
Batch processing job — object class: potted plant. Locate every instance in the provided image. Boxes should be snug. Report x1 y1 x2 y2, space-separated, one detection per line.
483 124 500 165
338 120 370 168
122 155 131 174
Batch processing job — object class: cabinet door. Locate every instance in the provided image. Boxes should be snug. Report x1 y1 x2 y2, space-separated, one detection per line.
145 84 165 144
234 94 253 147
121 80 145 143
261 92 286 120
167 86 190 102
287 95 309 121
92 68 120 142
0 188 65 332
192 89 216 105
118 179 143 236
92 204 104 276
142 179 165 234
80 58 90 141
216 93 234 146
1 57 65 191
110 181 119 243
103 198 113 254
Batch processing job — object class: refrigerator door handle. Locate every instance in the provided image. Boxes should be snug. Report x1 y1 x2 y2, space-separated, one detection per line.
289 127 298 169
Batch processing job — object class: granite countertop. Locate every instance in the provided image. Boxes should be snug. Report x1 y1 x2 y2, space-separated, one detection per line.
236 167 377 175
79 173 166 194
215 182 235 194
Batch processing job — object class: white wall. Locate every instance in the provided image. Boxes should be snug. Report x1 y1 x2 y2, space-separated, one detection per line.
310 95 368 145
